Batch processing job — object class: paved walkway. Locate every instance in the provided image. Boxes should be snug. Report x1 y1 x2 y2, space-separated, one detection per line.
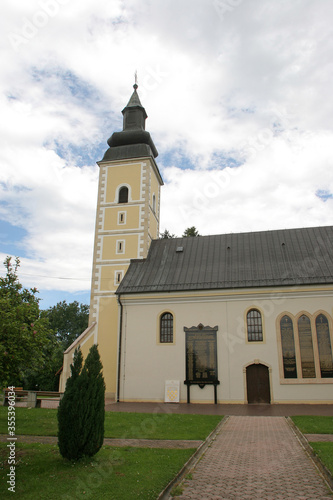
105 402 333 416
0 434 201 449
174 416 333 500
305 434 333 442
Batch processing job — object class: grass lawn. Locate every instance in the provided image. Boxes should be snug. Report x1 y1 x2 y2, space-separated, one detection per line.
291 416 333 434
0 407 222 440
310 442 333 476
0 407 223 498
0 442 195 499
291 416 333 480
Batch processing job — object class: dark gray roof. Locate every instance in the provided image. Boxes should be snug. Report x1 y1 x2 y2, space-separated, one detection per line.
101 85 159 164
116 226 333 294
123 87 144 110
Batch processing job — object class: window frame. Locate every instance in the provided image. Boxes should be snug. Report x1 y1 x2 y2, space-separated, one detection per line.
159 312 174 344
315 313 333 378
277 310 333 384
114 270 124 286
246 308 263 342
118 186 129 204
116 239 125 254
152 193 156 214
118 211 126 225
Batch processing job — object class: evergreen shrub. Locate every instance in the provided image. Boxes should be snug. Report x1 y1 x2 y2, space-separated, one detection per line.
57 345 105 460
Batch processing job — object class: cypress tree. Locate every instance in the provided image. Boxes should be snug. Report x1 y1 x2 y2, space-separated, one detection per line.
80 344 105 457
57 345 105 460
57 348 84 460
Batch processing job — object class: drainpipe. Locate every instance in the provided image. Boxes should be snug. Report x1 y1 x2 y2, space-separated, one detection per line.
117 294 123 403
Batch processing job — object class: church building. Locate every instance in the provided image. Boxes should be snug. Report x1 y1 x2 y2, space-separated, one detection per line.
60 84 333 405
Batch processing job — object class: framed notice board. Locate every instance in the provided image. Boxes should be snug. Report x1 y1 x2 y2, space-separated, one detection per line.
184 324 219 404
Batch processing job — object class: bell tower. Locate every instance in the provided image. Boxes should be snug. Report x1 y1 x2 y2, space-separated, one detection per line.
60 83 163 399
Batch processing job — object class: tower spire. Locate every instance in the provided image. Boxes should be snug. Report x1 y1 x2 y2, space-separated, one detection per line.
102 81 158 161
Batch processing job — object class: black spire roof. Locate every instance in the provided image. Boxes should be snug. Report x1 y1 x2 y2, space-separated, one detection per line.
101 83 158 162
123 83 145 110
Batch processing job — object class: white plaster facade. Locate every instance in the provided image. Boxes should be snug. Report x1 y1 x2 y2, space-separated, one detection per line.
118 286 333 403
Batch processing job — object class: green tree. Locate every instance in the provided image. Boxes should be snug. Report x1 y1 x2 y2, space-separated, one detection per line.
41 300 89 350
57 345 105 461
160 229 177 239
182 226 200 237
0 257 52 388
79 344 105 457
23 301 89 391
57 348 84 460
23 334 64 391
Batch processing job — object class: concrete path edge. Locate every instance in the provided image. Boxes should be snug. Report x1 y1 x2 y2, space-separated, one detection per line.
157 415 230 500
286 416 333 494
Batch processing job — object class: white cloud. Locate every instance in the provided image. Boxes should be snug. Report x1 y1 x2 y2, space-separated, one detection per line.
0 0 332 304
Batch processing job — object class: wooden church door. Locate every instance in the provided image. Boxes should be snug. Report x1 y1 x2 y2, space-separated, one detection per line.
246 363 271 404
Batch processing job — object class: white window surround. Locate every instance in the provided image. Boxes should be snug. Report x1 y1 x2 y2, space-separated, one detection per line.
118 211 127 225
114 270 124 285
116 240 125 254
115 183 131 203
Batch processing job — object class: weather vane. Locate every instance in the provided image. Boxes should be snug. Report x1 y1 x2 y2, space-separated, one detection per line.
134 70 138 90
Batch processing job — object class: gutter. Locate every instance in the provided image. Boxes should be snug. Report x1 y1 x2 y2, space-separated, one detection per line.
117 294 123 403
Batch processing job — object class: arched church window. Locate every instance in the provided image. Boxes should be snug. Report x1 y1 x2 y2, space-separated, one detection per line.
298 314 315 378
118 186 128 203
280 315 297 378
160 312 173 343
247 309 263 341
315 314 333 378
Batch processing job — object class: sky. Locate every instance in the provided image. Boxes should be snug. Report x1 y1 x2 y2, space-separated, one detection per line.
0 0 333 309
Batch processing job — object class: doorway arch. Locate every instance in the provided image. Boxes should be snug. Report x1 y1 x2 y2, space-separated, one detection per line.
246 362 271 404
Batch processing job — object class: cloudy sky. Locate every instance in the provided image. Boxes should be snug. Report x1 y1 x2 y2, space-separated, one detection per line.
1 0 333 309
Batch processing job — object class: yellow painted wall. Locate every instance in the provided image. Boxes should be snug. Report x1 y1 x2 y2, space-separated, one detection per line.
149 209 158 238
104 206 141 231
96 296 119 397
80 335 95 360
102 234 140 260
59 324 96 393
106 163 142 203
100 264 129 291
150 167 160 207
62 156 163 399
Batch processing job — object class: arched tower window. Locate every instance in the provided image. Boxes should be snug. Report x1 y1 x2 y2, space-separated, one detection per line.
118 186 128 203
298 314 315 378
247 309 263 341
315 314 333 378
160 312 173 343
152 193 156 214
280 315 297 378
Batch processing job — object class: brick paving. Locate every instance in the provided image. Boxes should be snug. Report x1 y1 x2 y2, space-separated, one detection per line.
175 416 333 500
305 434 333 442
105 402 333 416
0 434 201 449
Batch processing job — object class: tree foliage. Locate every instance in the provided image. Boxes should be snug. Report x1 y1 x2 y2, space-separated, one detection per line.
78 345 105 457
160 229 177 239
57 348 83 460
57 345 105 461
182 226 200 237
41 300 89 350
23 333 65 391
24 300 90 391
160 227 201 239
0 257 52 388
